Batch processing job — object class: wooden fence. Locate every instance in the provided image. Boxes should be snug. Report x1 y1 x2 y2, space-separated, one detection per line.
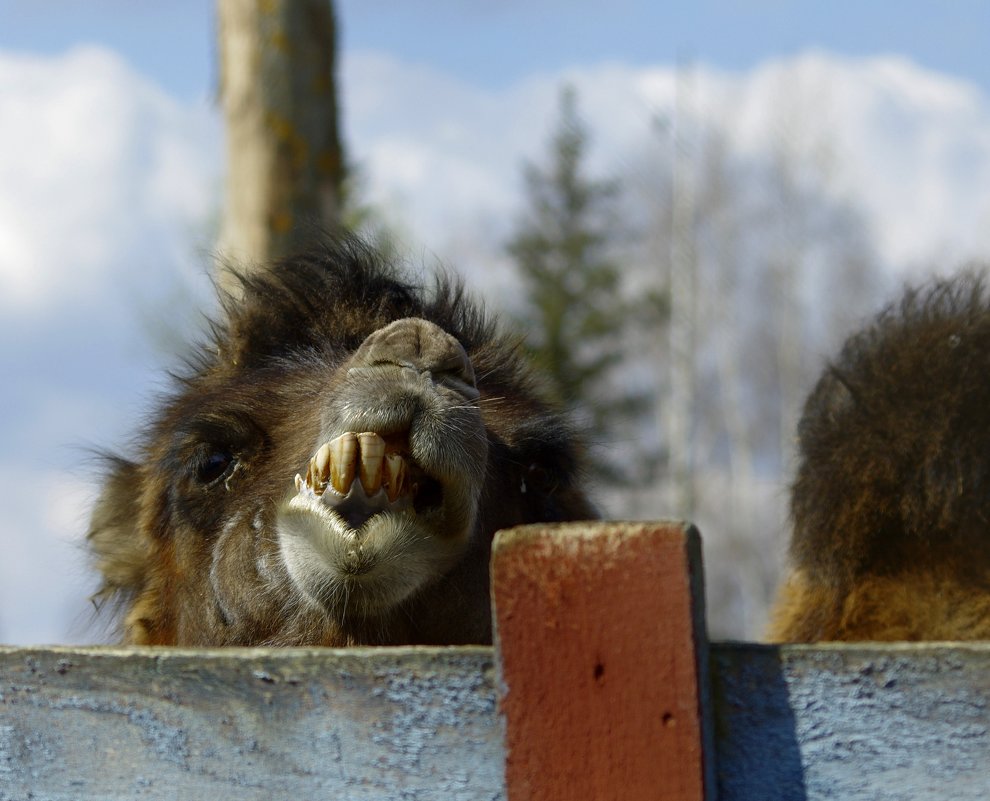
1 521 988 800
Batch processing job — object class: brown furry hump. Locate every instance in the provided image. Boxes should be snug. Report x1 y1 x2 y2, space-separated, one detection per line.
87 235 596 647
768 271 990 642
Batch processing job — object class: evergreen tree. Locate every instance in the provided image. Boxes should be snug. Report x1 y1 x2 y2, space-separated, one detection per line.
507 87 654 483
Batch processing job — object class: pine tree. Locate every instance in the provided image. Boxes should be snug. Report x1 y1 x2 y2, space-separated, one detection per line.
508 87 654 483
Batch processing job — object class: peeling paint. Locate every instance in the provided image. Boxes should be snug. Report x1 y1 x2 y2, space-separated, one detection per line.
0 646 503 801
1 644 989 799
713 643 990 801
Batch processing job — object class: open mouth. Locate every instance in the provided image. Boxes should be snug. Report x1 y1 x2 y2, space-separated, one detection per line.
294 431 443 529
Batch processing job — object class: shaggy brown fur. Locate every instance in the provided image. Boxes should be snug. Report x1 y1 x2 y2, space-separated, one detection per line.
88 237 596 646
767 272 990 642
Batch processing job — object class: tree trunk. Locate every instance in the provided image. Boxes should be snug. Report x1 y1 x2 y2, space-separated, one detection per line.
217 0 344 284
665 63 698 520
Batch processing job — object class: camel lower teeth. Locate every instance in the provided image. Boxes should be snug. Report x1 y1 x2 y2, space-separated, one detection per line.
384 453 406 503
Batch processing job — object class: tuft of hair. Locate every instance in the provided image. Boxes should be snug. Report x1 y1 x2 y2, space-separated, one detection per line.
768 270 990 641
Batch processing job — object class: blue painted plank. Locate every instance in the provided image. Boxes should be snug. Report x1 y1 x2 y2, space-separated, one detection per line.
712 643 990 801
0 646 504 801
2 643 989 800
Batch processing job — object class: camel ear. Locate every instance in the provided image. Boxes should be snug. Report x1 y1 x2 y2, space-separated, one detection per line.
87 458 150 616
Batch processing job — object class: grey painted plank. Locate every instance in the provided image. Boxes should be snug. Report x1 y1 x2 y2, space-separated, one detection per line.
0 646 504 801
2 644 990 800
712 643 990 801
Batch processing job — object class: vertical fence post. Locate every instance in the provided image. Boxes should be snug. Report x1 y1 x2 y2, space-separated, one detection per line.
492 521 713 801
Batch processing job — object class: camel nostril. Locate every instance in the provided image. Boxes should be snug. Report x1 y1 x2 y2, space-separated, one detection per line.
352 318 474 381
346 317 479 402
430 351 477 392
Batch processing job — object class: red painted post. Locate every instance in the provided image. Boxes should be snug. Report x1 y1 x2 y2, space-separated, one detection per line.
492 521 713 801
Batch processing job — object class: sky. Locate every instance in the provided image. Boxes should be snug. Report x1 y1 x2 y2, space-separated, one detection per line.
2 1 990 643
4 1 990 100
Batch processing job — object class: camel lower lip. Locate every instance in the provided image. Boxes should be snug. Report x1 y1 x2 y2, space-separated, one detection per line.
321 480 414 530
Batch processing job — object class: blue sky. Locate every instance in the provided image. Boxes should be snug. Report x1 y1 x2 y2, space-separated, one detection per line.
3 0 990 99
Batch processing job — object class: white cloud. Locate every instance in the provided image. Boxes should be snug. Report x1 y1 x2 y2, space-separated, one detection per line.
0 467 99 644
0 46 221 644
344 49 990 280
732 51 990 272
0 46 220 318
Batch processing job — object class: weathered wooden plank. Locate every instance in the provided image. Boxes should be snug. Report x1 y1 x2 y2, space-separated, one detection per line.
0 646 503 801
3 644 990 800
712 642 990 801
492 521 714 801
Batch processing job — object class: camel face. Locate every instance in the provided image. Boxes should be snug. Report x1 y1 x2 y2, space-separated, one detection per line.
279 316 490 620
88 239 595 646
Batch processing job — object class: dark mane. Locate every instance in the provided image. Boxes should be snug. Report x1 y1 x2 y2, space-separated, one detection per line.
792 271 990 582
182 237 506 374
769 269 990 642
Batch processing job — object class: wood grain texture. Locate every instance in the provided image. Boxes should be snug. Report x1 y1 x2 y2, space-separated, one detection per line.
491 521 713 801
2 644 989 800
0 646 503 801
712 642 990 801
2 603 990 798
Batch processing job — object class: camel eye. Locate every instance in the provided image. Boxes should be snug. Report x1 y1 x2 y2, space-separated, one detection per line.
195 449 235 485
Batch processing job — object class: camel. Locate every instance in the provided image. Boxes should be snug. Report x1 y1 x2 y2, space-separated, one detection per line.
88 237 596 646
768 272 990 641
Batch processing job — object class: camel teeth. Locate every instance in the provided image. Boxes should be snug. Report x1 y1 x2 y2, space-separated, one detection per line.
329 432 358 495
384 453 406 503
314 442 331 483
358 432 385 495
301 431 409 499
